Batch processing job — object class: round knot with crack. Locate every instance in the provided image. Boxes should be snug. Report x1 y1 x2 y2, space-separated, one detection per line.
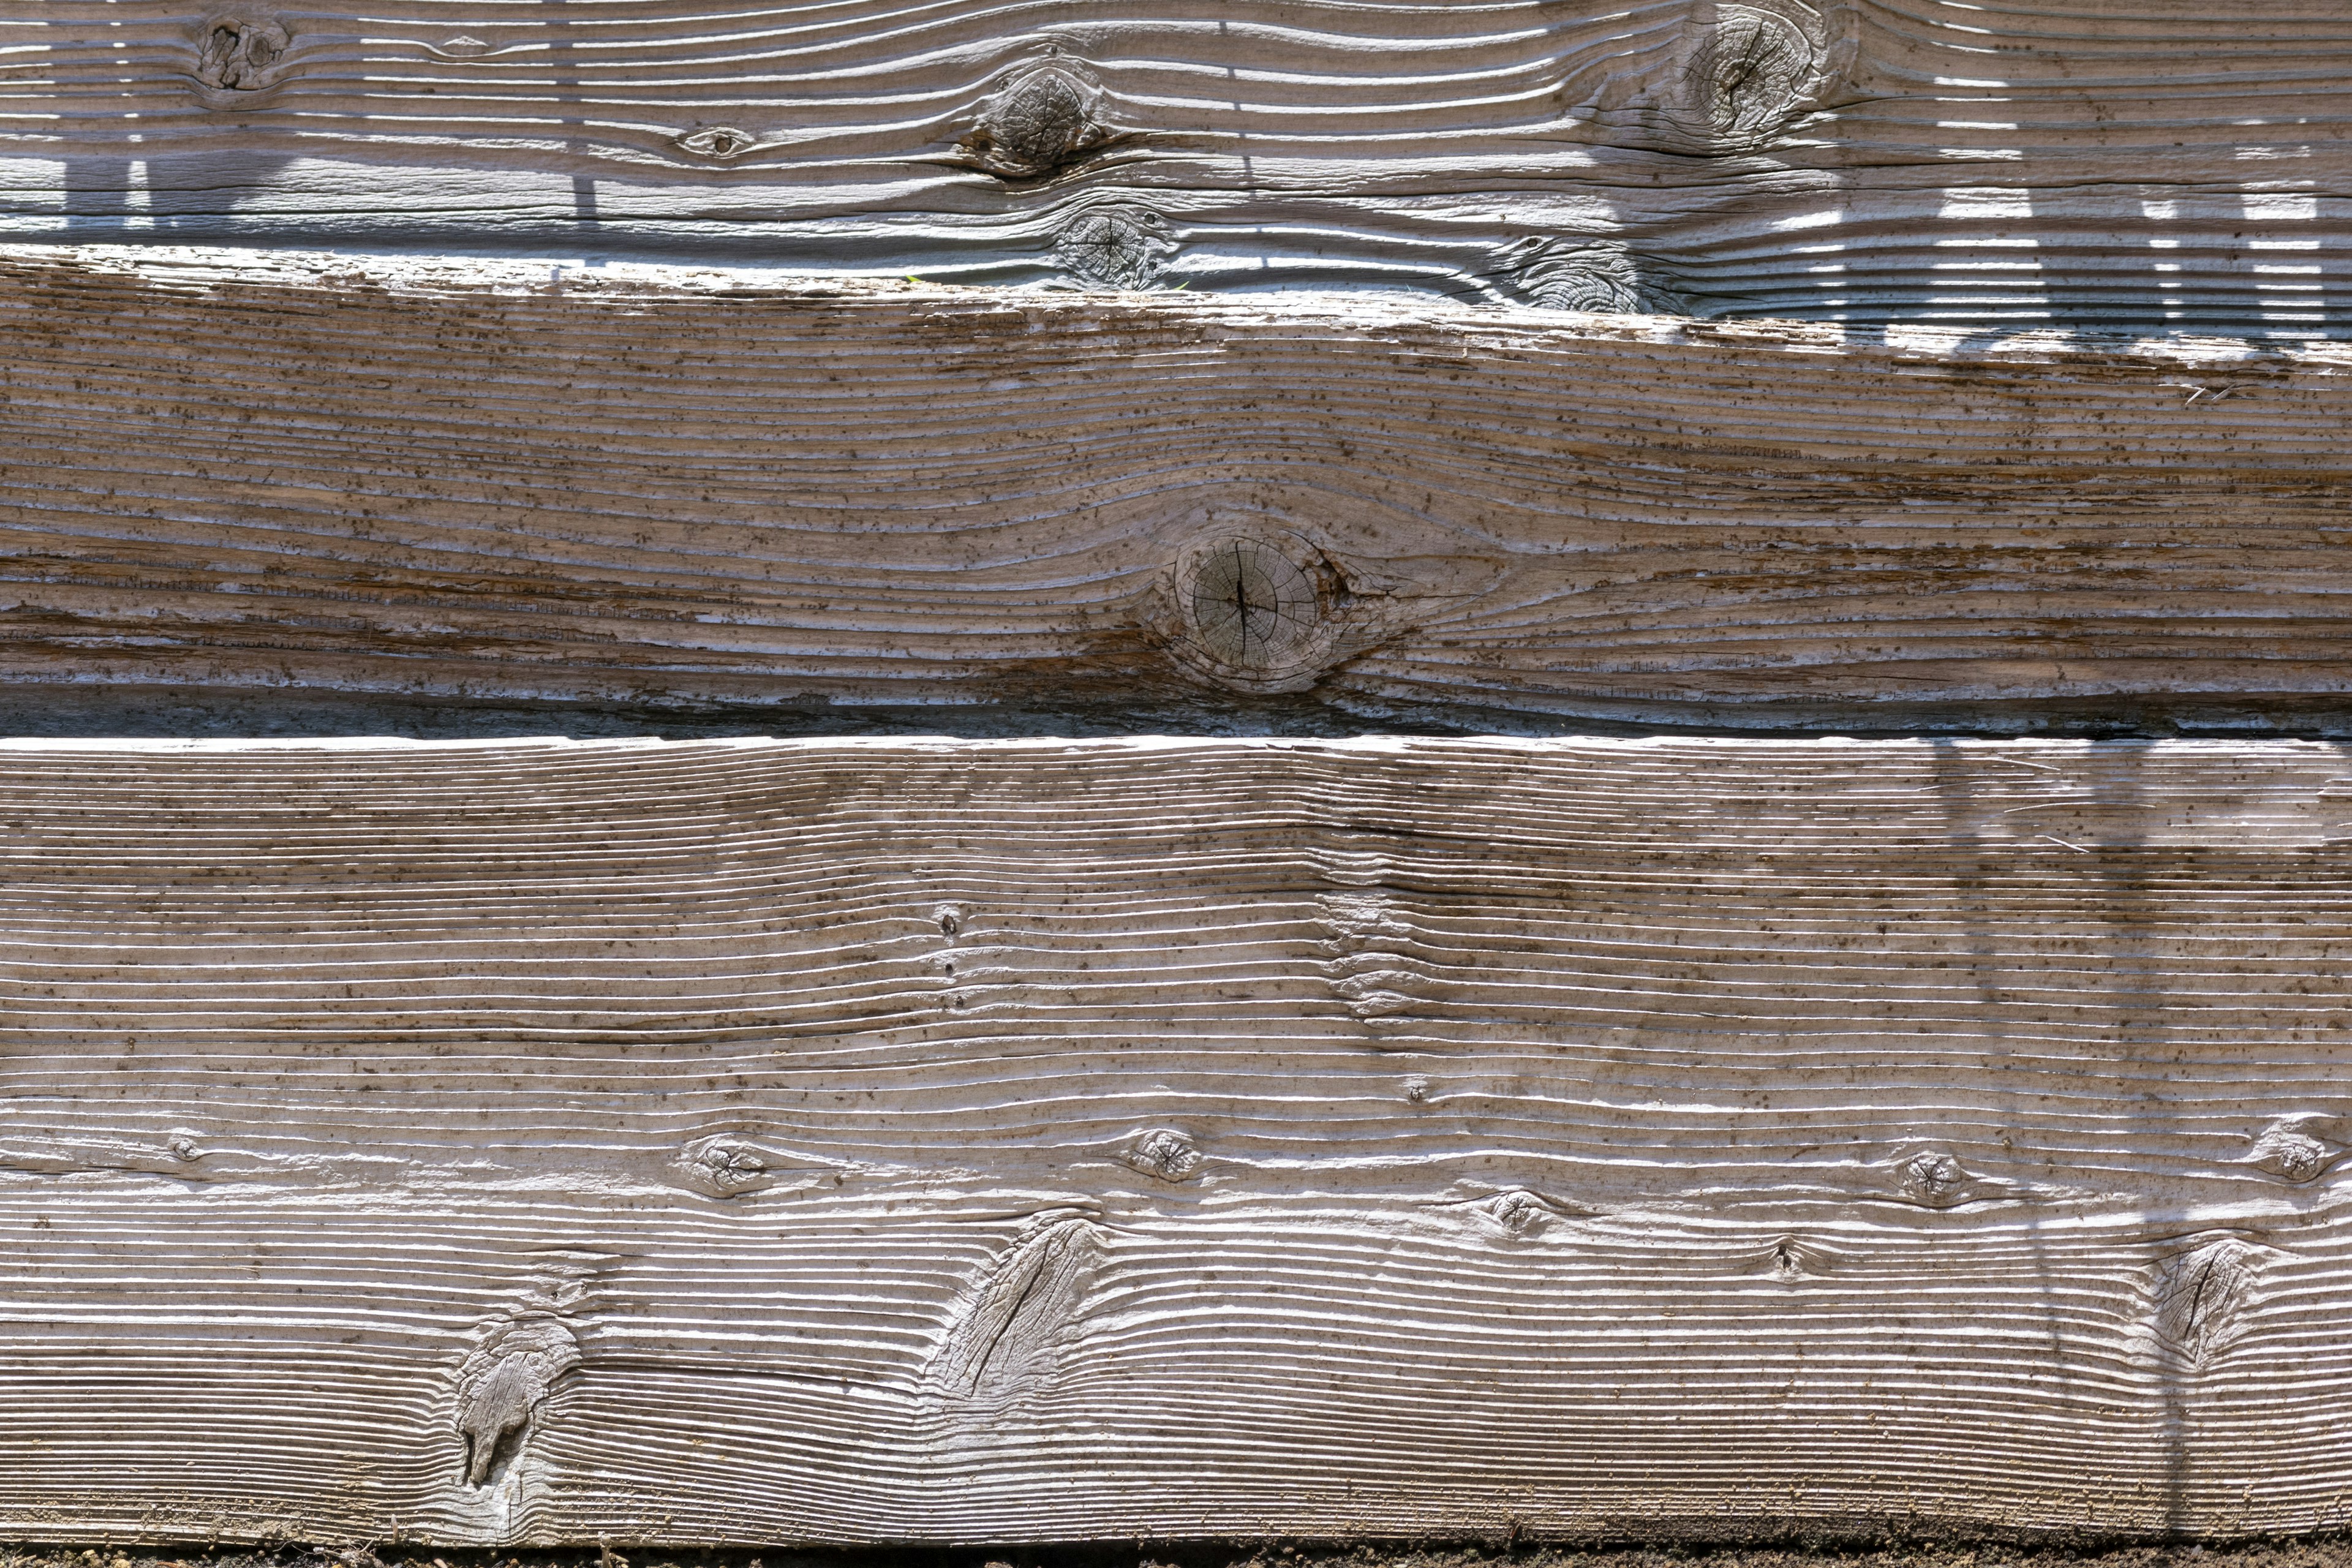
1183 535 1324 675
1121 1128 1201 1182
1684 5 1817 143
1902 1150 1967 1205
1057 209 1172 288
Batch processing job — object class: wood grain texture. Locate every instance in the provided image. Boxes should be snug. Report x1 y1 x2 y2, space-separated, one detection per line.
6 733 2352 1545
4 1 2349 333
4 245 2352 731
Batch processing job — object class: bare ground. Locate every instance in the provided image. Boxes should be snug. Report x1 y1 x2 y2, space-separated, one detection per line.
9 1538 2352 1568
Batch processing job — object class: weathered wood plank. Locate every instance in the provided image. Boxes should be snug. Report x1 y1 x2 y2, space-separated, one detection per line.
4 734 2352 1543
4 1 2347 331
2 246 2350 730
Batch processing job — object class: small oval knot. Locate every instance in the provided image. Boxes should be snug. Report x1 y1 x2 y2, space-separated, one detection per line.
2246 1119 2340 1183
197 15 288 92
1446 1186 1585 1237
1479 1189 1556 1237
684 1137 768 1194
1901 1149 1970 1207
669 1134 846 1198
676 126 758 160
1120 1128 1201 1182
960 64 1112 178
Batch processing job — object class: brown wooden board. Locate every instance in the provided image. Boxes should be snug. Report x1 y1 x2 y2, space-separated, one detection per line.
1 247 2350 731
2 734 2352 1544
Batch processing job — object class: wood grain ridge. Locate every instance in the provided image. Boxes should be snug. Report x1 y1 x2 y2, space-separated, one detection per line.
5 245 2352 733
5 733 2352 1545
2 0 2349 333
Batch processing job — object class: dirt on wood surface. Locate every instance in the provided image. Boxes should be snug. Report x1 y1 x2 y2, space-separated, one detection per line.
6 1541 2352 1568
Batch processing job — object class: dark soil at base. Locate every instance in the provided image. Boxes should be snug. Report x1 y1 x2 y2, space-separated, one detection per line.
9 1540 2352 1568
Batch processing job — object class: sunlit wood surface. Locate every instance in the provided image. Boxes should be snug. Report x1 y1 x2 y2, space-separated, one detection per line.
3 734 2351 1543
4 1 2347 332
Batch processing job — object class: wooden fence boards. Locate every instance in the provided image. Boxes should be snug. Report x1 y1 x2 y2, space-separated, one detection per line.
3 0 2349 1543
4 1 2348 331
2 734 2352 1542
1 246 2348 731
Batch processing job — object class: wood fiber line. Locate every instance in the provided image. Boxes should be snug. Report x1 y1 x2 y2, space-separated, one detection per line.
1 246 2350 729
4 734 2352 1542
4 1 2349 332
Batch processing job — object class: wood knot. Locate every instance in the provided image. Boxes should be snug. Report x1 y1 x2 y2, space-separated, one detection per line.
1899 1149 1970 1207
1477 1189 1565 1237
1056 208 1174 288
2245 1118 2342 1183
452 1316 580 1487
197 14 288 93
671 1134 842 1198
960 63 1113 179
2150 1237 2280 1366
1447 1185 1587 1237
676 1136 769 1196
1505 239 1687 317
1679 2 1824 145
1120 1128 1201 1182
675 126 758 160
1172 532 1344 692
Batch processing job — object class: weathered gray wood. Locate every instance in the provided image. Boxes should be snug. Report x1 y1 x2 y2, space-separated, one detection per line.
3 734 2352 1544
5 0 2348 333
2 246 2350 731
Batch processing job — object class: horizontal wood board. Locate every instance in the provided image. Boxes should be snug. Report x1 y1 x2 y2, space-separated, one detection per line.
4 1 2349 334
7 734 2352 1543
5 246 2352 731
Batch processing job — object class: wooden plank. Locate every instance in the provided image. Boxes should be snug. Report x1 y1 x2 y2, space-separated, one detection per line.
4 733 2352 1544
2 246 2351 731
4 1 2348 333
